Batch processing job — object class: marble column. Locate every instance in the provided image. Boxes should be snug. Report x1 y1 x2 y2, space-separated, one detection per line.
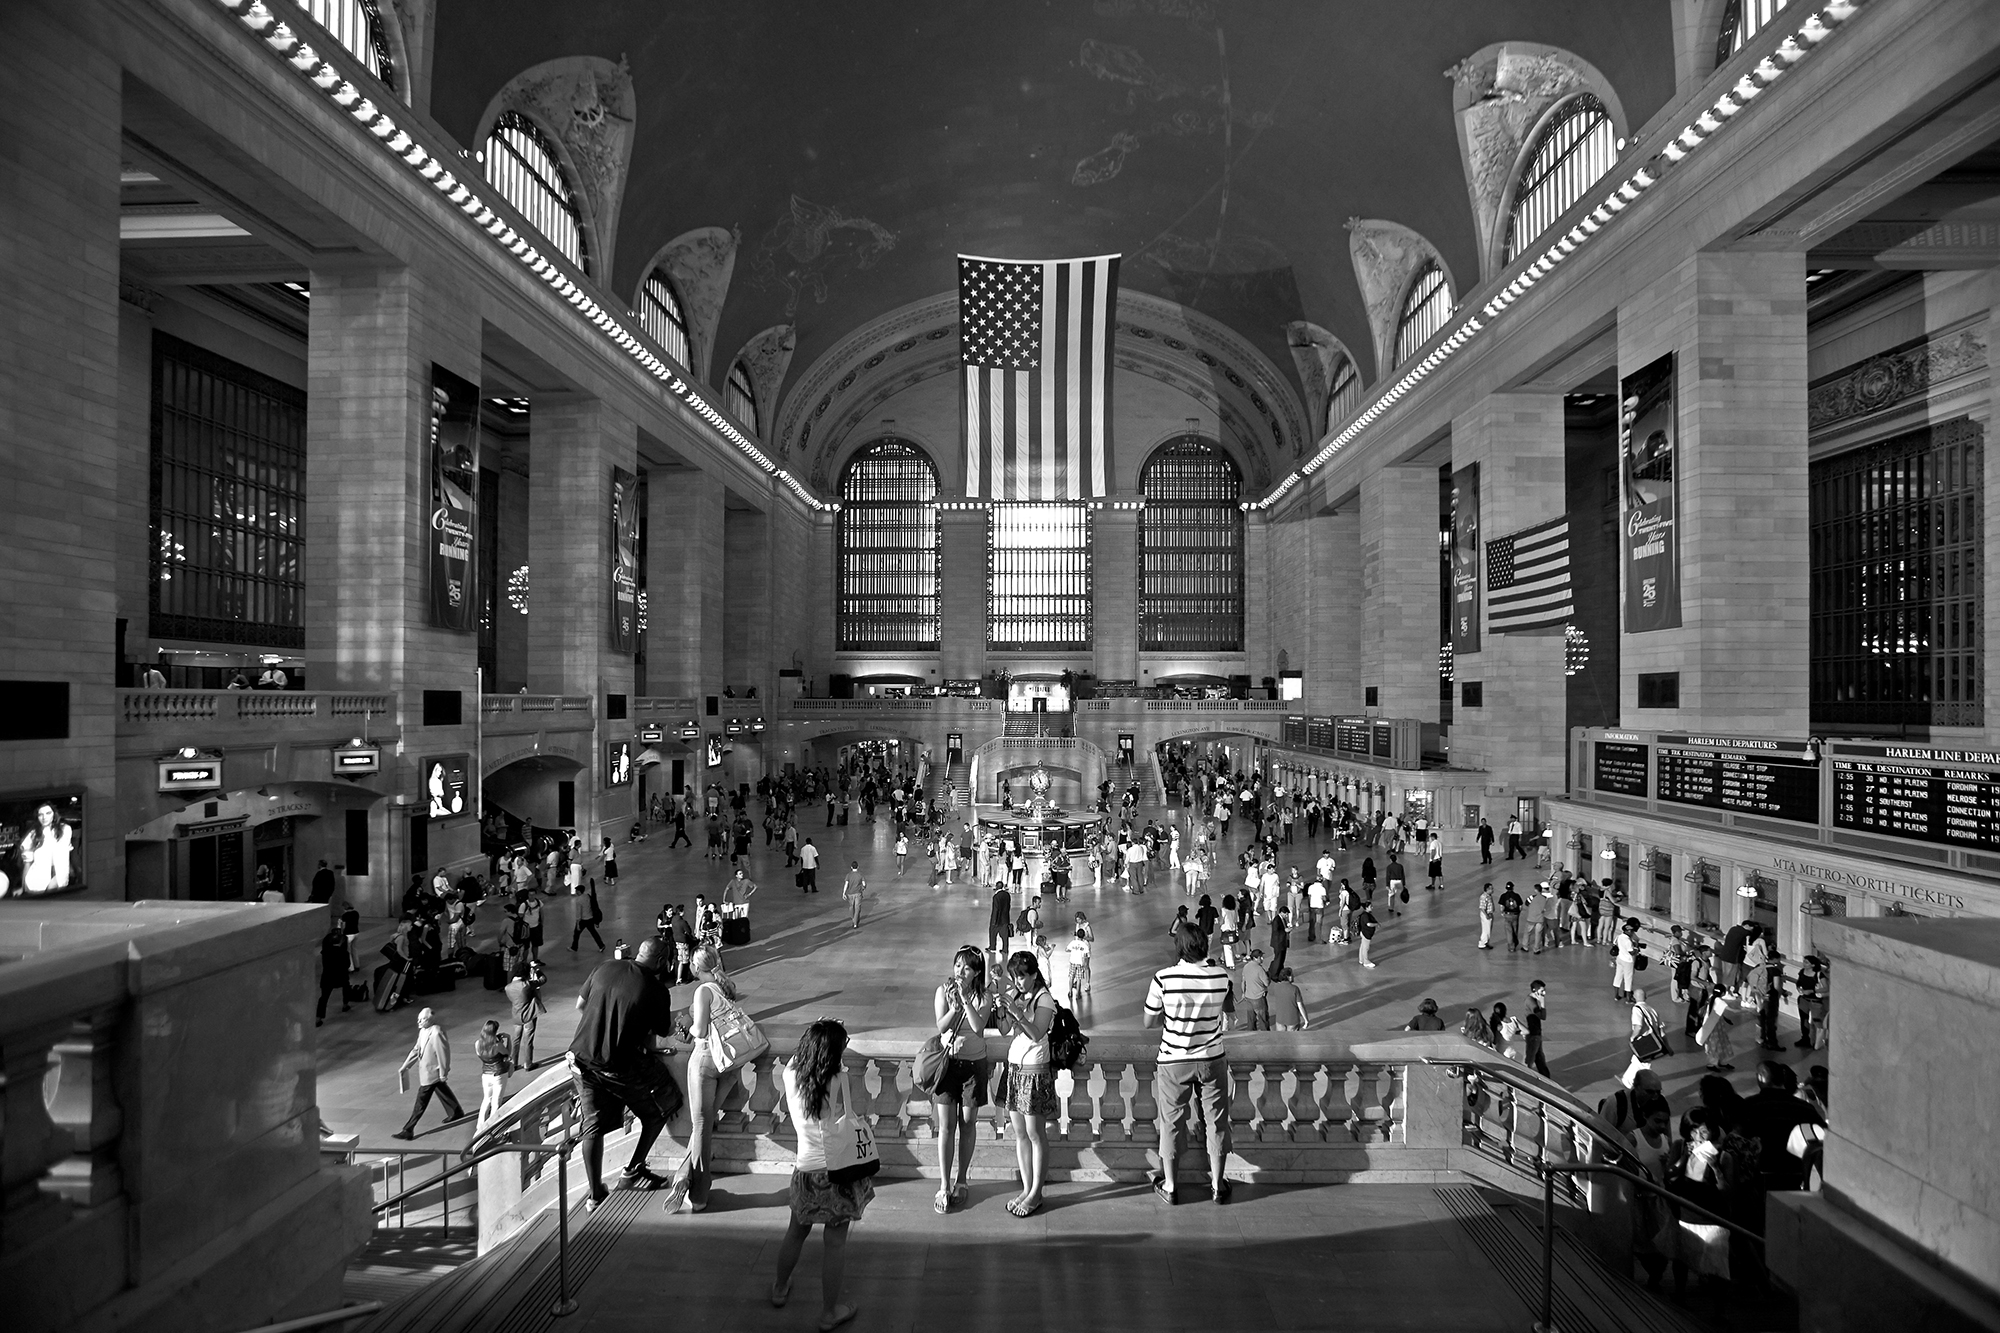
645 465 725 700
1361 465 1442 722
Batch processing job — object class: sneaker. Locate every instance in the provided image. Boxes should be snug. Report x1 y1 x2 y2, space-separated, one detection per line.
391 1130 414 1141
1362 961 1378 969
584 1189 610 1213
620 1166 671 1191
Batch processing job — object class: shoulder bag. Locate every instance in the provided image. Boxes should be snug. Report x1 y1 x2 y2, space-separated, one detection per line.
823 1073 881 1184
703 984 769 1073
1630 1008 1672 1062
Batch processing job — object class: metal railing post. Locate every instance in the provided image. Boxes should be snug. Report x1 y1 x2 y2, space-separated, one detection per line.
1538 1162 1556 1333
552 1147 577 1317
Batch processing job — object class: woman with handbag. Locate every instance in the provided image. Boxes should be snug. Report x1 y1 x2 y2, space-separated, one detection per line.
771 1018 868 1330
927 945 996 1213
667 945 767 1214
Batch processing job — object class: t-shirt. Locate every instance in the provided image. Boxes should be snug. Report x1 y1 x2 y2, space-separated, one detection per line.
1267 979 1304 1027
799 845 820 870
1240 960 1271 1001
1307 881 1327 909
1007 989 1056 1067
1144 960 1232 1063
567 960 671 1075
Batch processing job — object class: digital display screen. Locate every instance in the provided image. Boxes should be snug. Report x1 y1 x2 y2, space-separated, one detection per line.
1372 724 1393 759
158 757 223 793
1832 746 2000 851
1308 717 1336 749
1592 742 1650 797
0 790 85 897
423 755 469 820
1335 718 1371 755
1656 736 1819 823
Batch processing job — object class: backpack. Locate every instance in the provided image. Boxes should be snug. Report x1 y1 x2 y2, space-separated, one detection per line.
1015 907 1033 934
1046 1002 1088 1071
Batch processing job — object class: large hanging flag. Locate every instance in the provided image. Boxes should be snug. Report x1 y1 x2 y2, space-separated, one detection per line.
1486 515 1572 633
959 253 1120 500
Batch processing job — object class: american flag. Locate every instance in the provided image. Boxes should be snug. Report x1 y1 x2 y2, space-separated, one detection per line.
1486 516 1572 632
960 253 1119 500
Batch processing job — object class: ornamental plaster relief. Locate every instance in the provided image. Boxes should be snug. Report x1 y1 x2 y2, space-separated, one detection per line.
638 226 740 384
1285 320 1358 448
734 324 797 446
480 56 636 278
1807 323 1990 432
1345 218 1453 382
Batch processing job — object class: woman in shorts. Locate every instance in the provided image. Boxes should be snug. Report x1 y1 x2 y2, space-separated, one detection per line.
995 950 1056 1218
771 1019 867 1330
930 945 995 1214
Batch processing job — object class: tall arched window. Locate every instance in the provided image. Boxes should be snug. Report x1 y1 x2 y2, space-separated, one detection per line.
1140 438 1243 653
1716 0 1790 66
637 271 691 368
1505 95 1618 264
725 360 759 435
292 0 394 88
1392 262 1453 368
838 441 939 650
1325 354 1361 433
484 111 586 272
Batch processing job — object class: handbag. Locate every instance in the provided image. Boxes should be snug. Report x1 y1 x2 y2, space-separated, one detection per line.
1631 1011 1672 1061
703 985 769 1073
823 1074 880 1184
912 1034 949 1094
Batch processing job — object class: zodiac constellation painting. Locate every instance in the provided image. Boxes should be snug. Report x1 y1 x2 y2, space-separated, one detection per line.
748 194 899 316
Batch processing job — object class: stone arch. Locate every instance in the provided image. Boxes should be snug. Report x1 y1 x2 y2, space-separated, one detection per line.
1285 321 1365 443
1345 220 1456 383
730 324 796 445
631 227 739 385
475 56 635 280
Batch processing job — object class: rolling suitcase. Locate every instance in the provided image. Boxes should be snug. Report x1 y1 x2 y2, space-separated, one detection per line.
482 951 508 990
371 963 403 1012
721 915 751 946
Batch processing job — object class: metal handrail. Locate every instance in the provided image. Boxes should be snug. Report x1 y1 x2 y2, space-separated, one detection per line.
1531 1158 1764 1333
361 1142 583 1319
217 1301 382 1333
361 1140 524 1217
1422 1055 1645 1180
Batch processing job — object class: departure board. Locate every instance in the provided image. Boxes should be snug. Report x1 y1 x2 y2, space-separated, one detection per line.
1308 717 1336 749
1592 741 1650 797
1831 745 2000 852
1372 724 1393 759
1655 735 1819 823
1335 718 1371 756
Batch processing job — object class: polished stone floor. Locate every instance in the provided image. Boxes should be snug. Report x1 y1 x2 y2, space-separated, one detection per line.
317 802 1821 1147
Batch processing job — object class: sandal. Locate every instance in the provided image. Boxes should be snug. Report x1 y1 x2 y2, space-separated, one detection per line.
934 1188 950 1214
1151 1175 1178 1206
818 1304 858 1331
1007 1196 1043 1218
950 1182 969 1203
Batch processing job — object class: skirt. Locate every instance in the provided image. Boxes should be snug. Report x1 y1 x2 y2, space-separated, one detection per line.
1003 1064 1058 1117
790 1168 874 1226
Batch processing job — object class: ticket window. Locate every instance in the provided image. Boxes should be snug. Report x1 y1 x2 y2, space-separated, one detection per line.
1747 874 1779 939
1604 842 1629 901
1646 854 1673 915
1696 863 1722 930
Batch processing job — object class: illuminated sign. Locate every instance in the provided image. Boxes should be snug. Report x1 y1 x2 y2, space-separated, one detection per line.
677 721 701 740
605 740 633 788
638 726 666 744
333 743 381 776
157 750 223 794
423 754 470 820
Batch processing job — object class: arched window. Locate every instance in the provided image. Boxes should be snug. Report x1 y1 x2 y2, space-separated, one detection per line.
1392 262 1453 368
483 111 586 272
1716 0 1790 66
1325 354 1361 433
725 360 759 435
1505 94 1618 264
637 271 691 368
292 0 394 88
1140 438 1243 653
838 441 939 650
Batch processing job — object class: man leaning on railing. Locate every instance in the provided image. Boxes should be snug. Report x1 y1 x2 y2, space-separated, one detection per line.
563 939 685 1209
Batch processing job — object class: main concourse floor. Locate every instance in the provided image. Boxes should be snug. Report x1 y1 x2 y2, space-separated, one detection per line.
317 800 1823 1148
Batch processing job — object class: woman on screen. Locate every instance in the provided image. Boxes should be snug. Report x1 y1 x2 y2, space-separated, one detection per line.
22 801 74 894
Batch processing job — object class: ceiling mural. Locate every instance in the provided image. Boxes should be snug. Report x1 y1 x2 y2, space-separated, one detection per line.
432 1 1673 426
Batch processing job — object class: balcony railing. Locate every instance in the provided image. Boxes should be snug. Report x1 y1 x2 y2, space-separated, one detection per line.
119 688 394 727
480 693 592 715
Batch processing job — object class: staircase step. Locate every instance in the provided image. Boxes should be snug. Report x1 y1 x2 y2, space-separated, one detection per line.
1435 1184 1711 1333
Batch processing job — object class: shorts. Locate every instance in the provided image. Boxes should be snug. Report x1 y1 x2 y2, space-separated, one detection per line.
571 1058 683 1138
1002 1064 1057 1117
790 1168 874 1226
1155 1054 1233 1155
932 1055 992 1107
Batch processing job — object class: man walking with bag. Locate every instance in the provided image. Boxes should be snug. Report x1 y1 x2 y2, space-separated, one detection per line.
392 1008 464 1139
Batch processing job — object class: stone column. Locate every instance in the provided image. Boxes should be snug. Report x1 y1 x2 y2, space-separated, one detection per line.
937 509 989 681
724 504 772 703
1671 849 1700 926
1450 393 1567 794
1617 251 1809 733
306 264 483 904
645 465 724 700
1361 466 1442 721
1093 507 1139 683
1267 504 1362 714
0 1 122 897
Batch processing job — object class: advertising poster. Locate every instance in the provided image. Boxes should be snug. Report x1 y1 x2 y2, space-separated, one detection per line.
0 790 84 897
427 365 481 631
605 740 634 788
423 754 469 820
610 467 640 652
1450 462 1481 655
1619 352 1681 632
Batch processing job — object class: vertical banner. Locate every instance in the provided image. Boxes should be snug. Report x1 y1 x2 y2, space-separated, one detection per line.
610 466 640 652
1450 462 1481 655
1619 352 1681 632
427 365 480 630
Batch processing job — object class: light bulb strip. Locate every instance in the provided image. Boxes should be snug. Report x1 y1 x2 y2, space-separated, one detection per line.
210 0 831 509
1247 2 1863 511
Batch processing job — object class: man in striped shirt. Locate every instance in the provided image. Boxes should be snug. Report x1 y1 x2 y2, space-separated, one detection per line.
1143 929 1235 1204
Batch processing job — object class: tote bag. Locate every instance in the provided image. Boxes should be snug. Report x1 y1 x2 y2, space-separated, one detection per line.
703 985 770 1073
823 1074 881 1184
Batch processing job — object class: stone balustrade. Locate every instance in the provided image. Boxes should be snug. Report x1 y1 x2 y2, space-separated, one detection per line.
0 900 374 1333
118 688 394 729
478 693 595 736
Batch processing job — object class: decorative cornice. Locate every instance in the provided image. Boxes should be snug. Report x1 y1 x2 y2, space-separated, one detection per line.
1808 324 1989 432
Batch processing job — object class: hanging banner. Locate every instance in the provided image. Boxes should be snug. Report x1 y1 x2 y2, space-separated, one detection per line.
427 365 481 631
1620 352 1681 632
610 467 640 652
1450 462 1481 655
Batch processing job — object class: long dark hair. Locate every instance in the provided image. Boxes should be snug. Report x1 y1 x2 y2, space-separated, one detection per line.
791 1019 848 1119
952 944 987 1001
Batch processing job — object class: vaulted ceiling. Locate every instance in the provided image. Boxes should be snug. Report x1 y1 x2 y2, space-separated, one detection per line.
432 1 1674 425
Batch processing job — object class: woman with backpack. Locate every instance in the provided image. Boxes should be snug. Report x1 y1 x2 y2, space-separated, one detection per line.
770 1019 867 1329
995 950 1057 1218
